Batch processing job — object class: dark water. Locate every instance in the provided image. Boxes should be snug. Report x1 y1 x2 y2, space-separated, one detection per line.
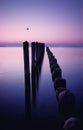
0 47 83 129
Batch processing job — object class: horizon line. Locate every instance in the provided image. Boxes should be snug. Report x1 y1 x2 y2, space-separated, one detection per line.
0 43 83 48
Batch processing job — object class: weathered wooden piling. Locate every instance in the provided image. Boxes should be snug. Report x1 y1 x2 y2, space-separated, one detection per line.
23 41 31 123
58 90 75 115
31 42 45 65
54 77 66 101
56 87 66 101
63 117 80 130
31 42 45 106
31 42 37 106
35 42 39 63
46 46 81 130
31 42 36 67
36 42 45 63
23 41 30 75
54 77 66 90
50 63 60 72
50 58 57 66
52 68 62 81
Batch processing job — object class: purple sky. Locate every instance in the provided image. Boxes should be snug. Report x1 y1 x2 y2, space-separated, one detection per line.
0 0 83 44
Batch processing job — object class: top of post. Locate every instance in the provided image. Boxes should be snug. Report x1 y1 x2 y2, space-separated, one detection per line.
23 41 29 45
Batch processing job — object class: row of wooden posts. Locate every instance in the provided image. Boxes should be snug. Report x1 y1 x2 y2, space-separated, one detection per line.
31 42 45 67
46 47 81 130
23 41 81 129
23 41 45 124
23 41 45 75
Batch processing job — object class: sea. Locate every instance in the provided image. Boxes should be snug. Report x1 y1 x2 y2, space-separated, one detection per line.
0 45 83 129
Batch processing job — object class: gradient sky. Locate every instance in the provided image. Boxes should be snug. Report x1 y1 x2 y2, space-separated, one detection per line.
0 0 83 44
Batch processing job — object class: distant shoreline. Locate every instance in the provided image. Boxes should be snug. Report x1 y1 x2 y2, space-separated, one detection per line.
0 43 83 48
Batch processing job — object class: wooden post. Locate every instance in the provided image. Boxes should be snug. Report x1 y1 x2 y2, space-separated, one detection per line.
23 41 31 126
35 42 39 63
23 41 30 75
31 42 36 67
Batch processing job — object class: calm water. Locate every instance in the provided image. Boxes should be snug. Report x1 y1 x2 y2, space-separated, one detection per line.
0 46 83 129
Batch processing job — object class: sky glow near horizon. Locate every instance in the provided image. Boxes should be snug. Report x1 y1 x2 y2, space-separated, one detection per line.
0 0 83 44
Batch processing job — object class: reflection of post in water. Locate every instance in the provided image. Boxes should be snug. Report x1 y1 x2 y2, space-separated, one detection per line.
23 41 31 123
31 65 37 106
24 73 31 122
31 42 45 106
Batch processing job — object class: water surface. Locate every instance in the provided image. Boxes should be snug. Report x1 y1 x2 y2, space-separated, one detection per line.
0 47 83 129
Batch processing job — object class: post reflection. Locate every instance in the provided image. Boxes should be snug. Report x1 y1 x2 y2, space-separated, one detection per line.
24 73 31 122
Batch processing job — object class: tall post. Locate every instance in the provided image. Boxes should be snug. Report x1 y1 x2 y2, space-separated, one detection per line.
23 41 30 75
23 41 31 127
31 42 36 67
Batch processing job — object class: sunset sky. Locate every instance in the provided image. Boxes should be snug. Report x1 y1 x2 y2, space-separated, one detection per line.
0 0 83 44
